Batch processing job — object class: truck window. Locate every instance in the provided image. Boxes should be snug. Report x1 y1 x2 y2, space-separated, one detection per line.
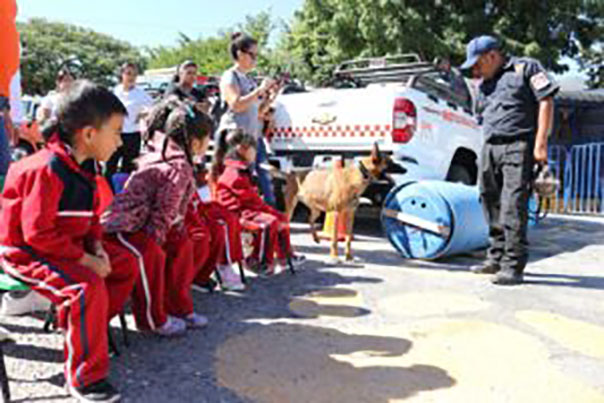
414 71 472 113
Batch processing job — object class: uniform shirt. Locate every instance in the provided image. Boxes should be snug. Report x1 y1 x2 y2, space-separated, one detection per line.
475 57 560 141
0 138 102 261
113 84 153 134
219 68 261 139
216 158 275 215
101 135 195 246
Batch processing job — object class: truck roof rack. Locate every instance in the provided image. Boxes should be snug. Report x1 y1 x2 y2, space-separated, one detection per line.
334 54 439 84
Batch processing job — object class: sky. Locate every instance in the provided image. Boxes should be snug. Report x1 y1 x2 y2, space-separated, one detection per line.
16 0 305 48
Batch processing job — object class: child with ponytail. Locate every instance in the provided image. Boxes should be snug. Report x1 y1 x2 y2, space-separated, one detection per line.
102 96 214 337
212 128 305 275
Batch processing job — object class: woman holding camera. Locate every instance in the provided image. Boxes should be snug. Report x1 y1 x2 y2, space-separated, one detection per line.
218 32 278 206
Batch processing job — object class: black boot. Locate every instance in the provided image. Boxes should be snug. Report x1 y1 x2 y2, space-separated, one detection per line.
470 262 500 275
492 270 523 286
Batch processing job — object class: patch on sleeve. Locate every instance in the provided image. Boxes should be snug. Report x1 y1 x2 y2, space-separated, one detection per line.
530 72 551 91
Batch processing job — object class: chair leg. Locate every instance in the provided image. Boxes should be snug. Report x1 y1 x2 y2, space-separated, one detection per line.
43 304 56 333
0 343 11 403
278 233 296 275
287 257 296 275
214 268 223 286
108 328 120 357
260 229 269 267
237 262 247 284
118 311 129 348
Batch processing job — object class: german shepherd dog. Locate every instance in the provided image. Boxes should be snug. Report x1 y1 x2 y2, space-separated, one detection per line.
284 143 390 262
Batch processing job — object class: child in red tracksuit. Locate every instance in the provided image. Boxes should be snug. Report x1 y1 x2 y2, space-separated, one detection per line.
0 81 137 403
102 97 214 337
213 129 304 275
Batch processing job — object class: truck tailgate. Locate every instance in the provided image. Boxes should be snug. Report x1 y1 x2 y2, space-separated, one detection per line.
271 86 397 152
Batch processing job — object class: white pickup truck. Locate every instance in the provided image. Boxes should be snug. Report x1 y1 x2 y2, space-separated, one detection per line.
268 54 482 206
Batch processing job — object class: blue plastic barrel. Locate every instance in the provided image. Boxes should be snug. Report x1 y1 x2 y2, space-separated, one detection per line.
382 181 489 259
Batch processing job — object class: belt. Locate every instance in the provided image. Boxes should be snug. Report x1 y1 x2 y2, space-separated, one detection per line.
486 134 530 145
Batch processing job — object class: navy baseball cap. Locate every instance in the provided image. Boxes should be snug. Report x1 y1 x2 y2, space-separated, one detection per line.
460 35 501 71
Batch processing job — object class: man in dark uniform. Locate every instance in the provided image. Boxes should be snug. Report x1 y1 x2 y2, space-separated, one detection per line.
460 36 559 285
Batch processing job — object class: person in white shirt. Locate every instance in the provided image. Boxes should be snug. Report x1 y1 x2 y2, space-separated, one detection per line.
37 68 74 126
106 62 153 186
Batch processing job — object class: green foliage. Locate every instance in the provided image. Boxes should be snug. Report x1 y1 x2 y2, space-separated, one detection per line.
147 10 278 77
285 0 604 86
18 18 145 95
146 34 231 75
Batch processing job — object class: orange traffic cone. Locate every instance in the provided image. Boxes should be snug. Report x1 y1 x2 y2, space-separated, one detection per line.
318 210 352 242
318 157 353 241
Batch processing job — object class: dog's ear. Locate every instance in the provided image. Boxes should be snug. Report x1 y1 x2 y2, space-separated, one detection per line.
371 142 382 163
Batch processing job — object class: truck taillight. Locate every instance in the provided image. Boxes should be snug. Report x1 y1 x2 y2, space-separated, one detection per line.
392 98 417 143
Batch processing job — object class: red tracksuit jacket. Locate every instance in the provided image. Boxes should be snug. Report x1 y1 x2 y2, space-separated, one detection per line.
216 158 277 216
0 139 102 260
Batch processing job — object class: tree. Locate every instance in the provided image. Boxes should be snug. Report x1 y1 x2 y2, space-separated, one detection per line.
285 0 604 85
146 33 232 75
18 19 145 95
147 10 279 77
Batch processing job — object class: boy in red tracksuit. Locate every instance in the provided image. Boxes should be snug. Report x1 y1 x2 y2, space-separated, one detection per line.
213 129 304 275
0 81 136 403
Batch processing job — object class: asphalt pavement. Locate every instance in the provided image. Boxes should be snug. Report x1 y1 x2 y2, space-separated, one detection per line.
2 213 604 402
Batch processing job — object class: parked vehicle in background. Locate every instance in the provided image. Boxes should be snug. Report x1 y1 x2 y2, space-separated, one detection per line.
269 54 482 207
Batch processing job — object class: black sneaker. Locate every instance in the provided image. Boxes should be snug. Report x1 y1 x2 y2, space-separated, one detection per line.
492 271 524 286
69 379 121 403
470 262 500 275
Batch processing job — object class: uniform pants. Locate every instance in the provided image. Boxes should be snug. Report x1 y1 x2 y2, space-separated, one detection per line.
204 202 243 265
480 139 533 274
241 210 292 266
114 228 197 331
189 202 243 285
0 241 138 388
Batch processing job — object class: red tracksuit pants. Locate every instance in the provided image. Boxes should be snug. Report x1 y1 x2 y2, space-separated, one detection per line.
114 228 197 331
189 202 243 284
241 209 292 266
0 241 138 388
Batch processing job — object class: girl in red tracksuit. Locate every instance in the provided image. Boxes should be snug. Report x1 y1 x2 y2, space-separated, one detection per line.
0 81 137 403
102 97 214 337
213 129 304 275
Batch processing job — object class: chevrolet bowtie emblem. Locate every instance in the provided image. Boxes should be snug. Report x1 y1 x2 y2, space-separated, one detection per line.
312 112 337 125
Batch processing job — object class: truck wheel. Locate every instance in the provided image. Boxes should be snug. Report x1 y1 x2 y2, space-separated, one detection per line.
447 164 473 185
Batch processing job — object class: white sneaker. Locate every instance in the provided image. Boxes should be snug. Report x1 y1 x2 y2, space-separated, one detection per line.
183 312 209 329
1 290 51 316
217 265 245 291
153 316 187 337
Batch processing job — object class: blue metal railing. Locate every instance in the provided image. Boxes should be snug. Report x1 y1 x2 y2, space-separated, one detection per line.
551 142 604 215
